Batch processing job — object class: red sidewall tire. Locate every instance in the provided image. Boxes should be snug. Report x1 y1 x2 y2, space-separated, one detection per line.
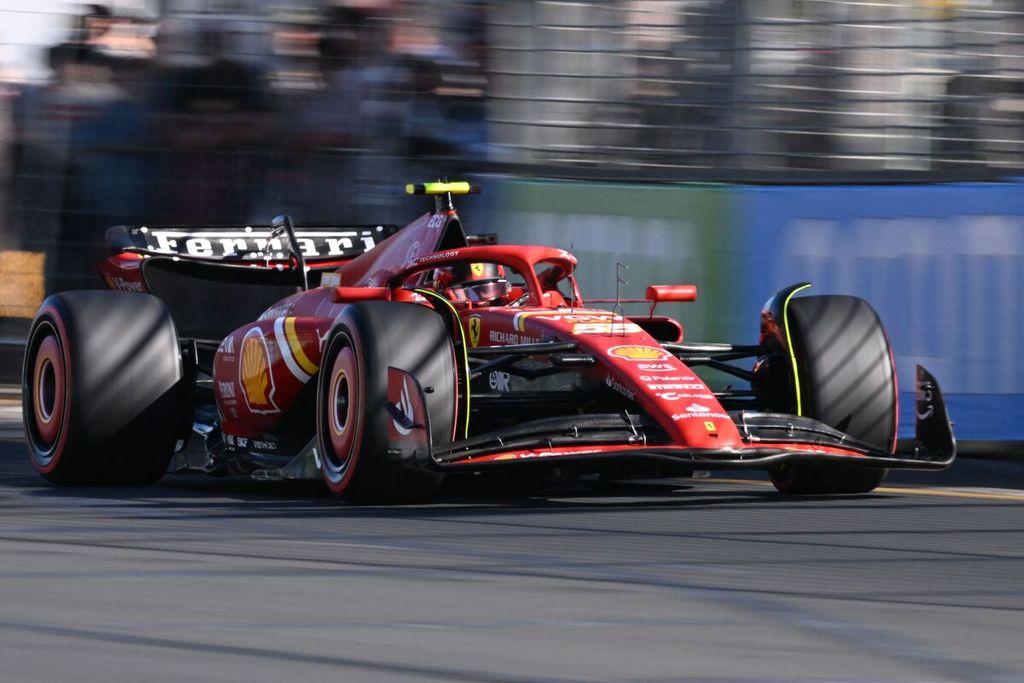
22 291 185 486
24 309 73 477
318 333 363 495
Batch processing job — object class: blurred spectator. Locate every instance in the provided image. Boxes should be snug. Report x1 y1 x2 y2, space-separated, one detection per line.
781 49 843 171
271 7 370 223
936 64 993 168
12 41 136 292
148 27 272 223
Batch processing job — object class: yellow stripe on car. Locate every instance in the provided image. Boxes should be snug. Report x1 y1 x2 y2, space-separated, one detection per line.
415 289 472 439
285 317 319 375
782 284 812 416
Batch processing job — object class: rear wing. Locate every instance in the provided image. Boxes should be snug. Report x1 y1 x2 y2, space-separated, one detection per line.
106 224 400 263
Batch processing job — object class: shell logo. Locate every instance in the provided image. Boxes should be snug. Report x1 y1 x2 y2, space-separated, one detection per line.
607 345 671 362
239 328 279 413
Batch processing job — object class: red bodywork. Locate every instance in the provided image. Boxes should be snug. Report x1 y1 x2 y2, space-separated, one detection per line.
98 200 930 470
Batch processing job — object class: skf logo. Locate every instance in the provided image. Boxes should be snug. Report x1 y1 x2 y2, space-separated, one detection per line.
470 262 485 277
239 328 279 414
607 345 671 362
468 315 482 347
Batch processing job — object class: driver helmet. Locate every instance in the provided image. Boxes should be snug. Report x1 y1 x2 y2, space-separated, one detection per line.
439 262 510 303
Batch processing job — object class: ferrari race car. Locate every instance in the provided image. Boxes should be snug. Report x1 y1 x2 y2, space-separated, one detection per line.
22 182 956 502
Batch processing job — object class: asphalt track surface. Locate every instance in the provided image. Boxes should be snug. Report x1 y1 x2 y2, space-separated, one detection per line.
1 406 1023 683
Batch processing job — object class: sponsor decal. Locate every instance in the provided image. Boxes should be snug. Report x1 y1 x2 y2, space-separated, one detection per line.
637 363 676 371
258 302 294 322
515 311 626 332
392 377 415 436
657 390 720 402
605 374 636 400
489 330 538 345
647 383 707 391
402 240 423 266
648 392 714 401
470 262 485 277
217 381 236 399
414 249 460 265
639 375 694 382
236 436 248 447
704 421 718 434
219 335 235 354
672 411 731 420
488 371 511 392
685 402 711 413
239 328 280 414
468 315 482 348
251 439 278 451
608 345 671 362
572 321 642 335
105 274 145 293
146 228 377 258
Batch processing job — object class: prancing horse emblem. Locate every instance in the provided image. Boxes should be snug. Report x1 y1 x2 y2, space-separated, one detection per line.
468 315 482 347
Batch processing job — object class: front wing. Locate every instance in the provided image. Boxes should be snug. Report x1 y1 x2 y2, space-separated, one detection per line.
392 365 956 473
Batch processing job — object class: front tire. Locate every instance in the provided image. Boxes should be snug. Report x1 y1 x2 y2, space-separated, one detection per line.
767 295 897 494
316 302 454 504
23 291 185 485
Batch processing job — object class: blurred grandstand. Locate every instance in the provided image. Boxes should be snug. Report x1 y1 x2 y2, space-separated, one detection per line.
1 0 1023 387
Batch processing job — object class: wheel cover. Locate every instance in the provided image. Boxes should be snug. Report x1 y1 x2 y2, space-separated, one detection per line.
320 341 361 492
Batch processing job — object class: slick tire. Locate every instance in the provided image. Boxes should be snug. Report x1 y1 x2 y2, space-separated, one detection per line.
316 301 454 504
23 291 185 485
769 295 897 495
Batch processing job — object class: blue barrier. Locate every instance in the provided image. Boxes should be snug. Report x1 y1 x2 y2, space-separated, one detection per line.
734 183 1024 440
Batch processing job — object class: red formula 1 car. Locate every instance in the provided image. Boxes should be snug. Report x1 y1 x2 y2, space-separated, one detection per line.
22 182 956 502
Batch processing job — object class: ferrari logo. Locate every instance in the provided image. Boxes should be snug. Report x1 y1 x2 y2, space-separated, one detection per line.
471 262 485 277
468 315 482 348
704 421 718 434
239 328 279 413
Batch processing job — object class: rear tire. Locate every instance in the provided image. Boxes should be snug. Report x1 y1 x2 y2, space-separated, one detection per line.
316 302 454 504
22 291 185 485
768 295 897 494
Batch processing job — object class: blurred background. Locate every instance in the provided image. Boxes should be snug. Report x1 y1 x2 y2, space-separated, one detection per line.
0 0 1021 439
